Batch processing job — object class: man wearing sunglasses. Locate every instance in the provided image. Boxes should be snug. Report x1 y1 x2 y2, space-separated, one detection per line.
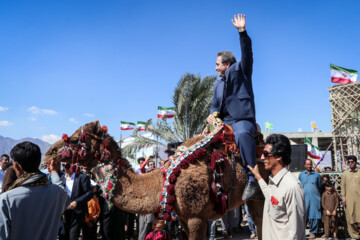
341 155 360 239
248 134 306 240
208 13 257 201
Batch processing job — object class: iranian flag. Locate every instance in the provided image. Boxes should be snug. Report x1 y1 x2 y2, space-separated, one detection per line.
305 137 322 160
137 121 147 131
157 106 175 118
330 64 358 84
121 121 135 130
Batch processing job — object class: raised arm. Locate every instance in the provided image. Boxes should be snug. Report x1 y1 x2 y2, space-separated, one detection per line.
232 14 253 77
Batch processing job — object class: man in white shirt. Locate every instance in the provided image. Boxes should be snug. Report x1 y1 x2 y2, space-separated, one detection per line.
248 134 306 240
0 154 10 192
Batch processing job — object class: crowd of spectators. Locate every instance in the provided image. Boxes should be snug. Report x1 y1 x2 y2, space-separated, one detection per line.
1 137 360 240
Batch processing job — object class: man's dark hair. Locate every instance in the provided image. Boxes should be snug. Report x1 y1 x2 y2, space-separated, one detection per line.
217 51 236 66
265 134 292 165
346 155 357 162
10 141 41 173
1 154 9 160
137 157 145 164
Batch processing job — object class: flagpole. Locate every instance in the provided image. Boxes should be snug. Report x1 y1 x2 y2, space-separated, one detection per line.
314 141 334 169
156 115 159 166
120 122 123 158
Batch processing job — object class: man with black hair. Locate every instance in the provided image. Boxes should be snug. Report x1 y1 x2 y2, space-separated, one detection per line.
135 157 147 174
0 154 9 192
299 159 322 239
207 13 257 201
0 141 69 240
341 155 360 239
248 134 306 239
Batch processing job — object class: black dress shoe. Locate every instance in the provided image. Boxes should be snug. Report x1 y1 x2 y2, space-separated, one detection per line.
242 181 259 201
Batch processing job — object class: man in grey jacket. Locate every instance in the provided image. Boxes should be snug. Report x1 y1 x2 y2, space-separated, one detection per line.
0 141 69 240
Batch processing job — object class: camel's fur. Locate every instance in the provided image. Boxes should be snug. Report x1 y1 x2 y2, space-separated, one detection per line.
44 121 268 240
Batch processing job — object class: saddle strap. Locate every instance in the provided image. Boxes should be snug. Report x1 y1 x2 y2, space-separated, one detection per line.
230 152 236 208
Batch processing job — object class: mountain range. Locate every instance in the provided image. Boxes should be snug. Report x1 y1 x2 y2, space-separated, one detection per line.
0 135 52 159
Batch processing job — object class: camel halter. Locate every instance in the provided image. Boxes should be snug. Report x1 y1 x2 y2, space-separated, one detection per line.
61 125 111 173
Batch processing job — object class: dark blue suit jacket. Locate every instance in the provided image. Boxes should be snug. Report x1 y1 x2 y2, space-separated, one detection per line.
61 173 93 217
210 31 255 121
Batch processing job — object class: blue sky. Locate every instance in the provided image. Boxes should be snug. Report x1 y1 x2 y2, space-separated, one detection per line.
0 0 359 143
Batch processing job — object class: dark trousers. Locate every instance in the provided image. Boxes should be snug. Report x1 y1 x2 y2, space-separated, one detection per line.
63 210 84 240
82 221 97 240
166 220 180 240
125 212 136 239
225 119 256 178
100 206 125 240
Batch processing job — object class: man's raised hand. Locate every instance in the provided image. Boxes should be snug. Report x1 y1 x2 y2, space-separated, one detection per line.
231 14 246 32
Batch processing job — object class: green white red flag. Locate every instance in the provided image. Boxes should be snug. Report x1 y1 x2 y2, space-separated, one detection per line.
121 121 135 130
157 106 175 118
137 121 148 131
330 64 358 84
305 137 322 160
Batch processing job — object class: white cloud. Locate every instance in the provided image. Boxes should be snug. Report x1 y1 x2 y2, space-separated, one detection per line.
83 113 94 117
28 106 57 115
0 106 8 111
69 118 79 124
28 116 37 121
0 120 14 127
41 134 60 144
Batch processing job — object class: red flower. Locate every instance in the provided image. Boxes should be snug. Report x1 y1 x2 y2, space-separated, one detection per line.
172 167 181 177
167 184 175 195
62 134 69 142
179 160 189 169
271 196 279 205
102 125 108 133
194 148 207 159
167 195 176 205
107 184 112 191
165 205 173 213
163 213 172 221
187 155 196 164
169 174 177 184
212 134 223 145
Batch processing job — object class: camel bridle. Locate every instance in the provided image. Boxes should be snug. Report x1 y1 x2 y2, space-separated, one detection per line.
61 124 111 173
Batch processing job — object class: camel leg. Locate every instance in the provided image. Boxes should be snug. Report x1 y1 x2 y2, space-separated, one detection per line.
246 199 264 240
186 217 207 240
179 219 189 240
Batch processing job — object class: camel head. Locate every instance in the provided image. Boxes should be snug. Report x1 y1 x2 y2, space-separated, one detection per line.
44 120 121 169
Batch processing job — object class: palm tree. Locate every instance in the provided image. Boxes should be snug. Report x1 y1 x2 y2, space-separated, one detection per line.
122 73 217 155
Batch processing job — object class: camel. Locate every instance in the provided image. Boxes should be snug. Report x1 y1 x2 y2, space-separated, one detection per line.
44 120 268 240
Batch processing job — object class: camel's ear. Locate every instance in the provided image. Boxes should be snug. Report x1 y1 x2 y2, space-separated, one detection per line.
92 120 102 134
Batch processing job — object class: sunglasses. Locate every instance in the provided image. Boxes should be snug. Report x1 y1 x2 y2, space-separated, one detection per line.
348 160 356 164
263 150 275 158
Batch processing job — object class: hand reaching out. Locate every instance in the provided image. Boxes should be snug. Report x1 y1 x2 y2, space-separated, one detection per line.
232 14 246 32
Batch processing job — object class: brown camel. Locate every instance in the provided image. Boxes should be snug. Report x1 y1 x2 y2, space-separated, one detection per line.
44 120 268 240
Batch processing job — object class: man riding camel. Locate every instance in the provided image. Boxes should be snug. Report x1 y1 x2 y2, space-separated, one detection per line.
207 13 257 201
